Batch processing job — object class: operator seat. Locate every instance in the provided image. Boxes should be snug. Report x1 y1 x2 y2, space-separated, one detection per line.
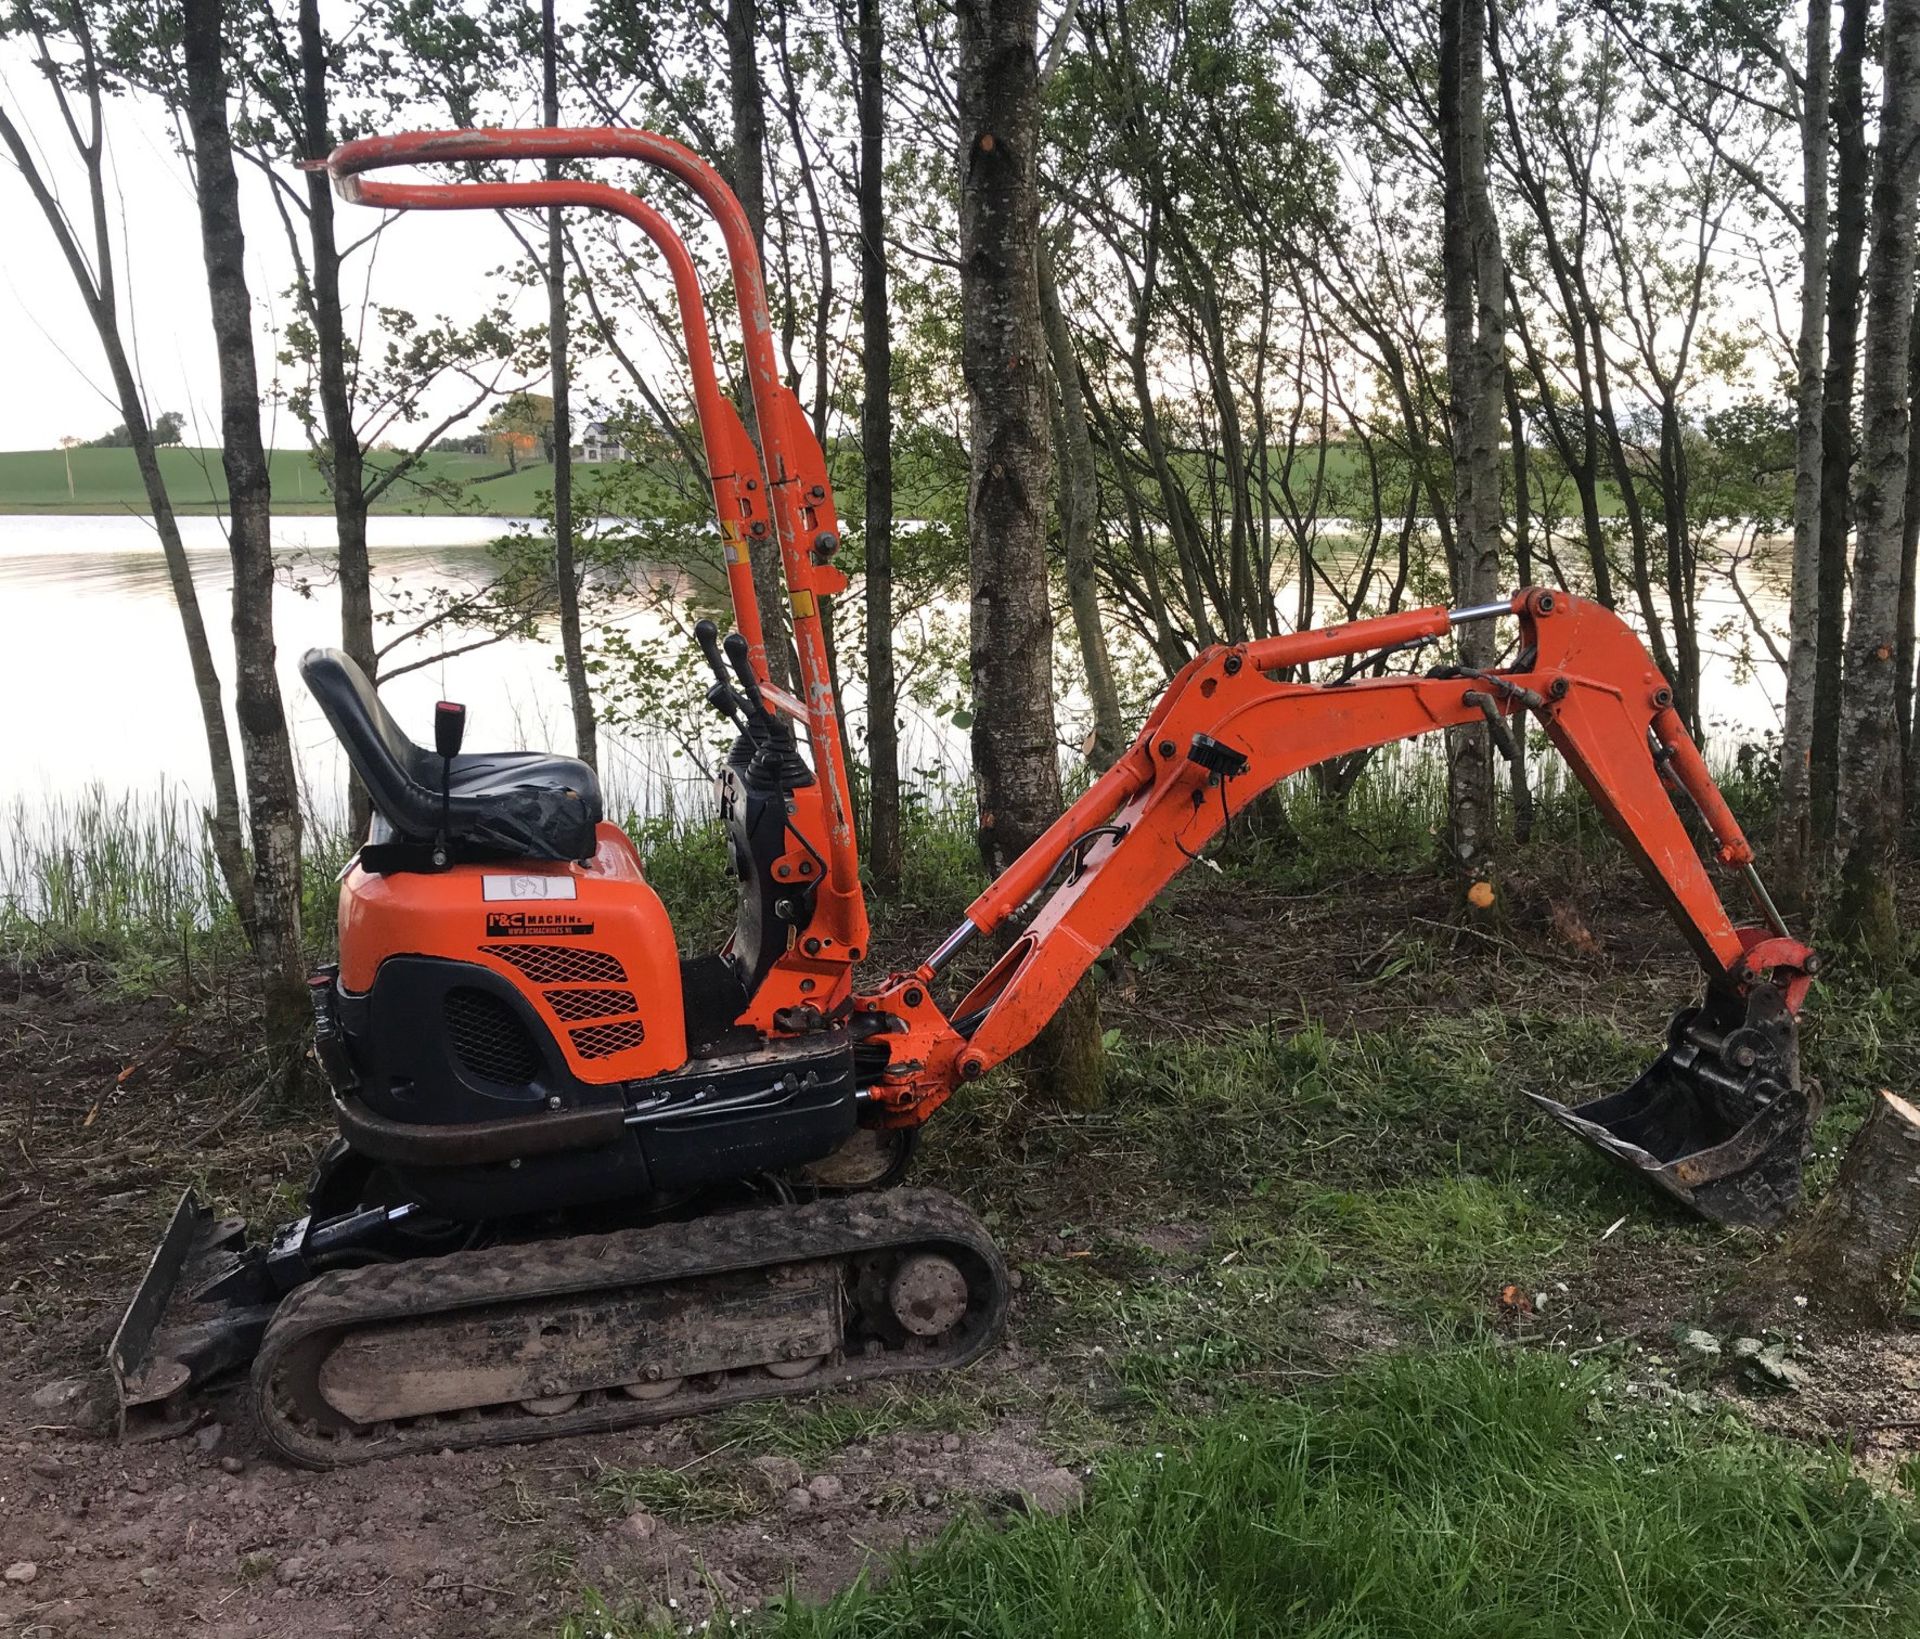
301 648 601 862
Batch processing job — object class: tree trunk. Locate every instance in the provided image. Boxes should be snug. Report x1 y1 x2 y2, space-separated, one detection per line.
1897 299 1920 824
0 90 255 933
957 0 1103 1111
296 0 375 839
181 0 307 1047
1038 237 1124 771
1834 0 1920 960
856 0 901 896
723 0 795 693
1813 0 1874 833
1504 367 1534 843
542 0 595 770
1778 0 1834 913
1754 1091 1920 1326
1438 0 1505 898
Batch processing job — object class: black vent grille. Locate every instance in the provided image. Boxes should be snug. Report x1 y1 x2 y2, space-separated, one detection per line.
445 987 542 1084
481 944 626 984
545 987 639 1022
571 1019 649 1059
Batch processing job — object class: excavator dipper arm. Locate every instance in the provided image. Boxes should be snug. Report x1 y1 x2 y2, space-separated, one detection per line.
860 590 1817 1230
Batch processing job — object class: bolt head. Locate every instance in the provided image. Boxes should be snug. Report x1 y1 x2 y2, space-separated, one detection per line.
1159 739 1176 758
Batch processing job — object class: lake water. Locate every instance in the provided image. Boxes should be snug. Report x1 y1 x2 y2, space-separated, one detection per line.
0 513 1789 834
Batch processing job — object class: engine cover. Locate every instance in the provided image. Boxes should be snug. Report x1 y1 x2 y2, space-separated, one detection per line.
336 821 687 1083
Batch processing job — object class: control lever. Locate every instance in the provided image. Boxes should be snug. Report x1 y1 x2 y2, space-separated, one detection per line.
693 618 750 731
722 631 771 722
693 619 732 690
432 700 466 869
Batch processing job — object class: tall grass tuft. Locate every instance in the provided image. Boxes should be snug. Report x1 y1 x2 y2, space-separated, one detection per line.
0 786 229 952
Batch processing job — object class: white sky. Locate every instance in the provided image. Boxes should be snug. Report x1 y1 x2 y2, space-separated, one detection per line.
0 38 562 455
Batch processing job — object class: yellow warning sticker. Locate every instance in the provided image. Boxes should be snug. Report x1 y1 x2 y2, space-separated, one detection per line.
790 589 817 619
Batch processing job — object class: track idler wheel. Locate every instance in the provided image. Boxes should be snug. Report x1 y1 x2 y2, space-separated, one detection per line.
889 1253 971 1337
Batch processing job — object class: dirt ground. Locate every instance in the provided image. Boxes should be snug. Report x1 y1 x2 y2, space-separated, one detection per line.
3 863 1917 1637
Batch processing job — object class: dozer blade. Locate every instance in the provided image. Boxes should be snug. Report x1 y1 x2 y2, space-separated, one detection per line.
1527 980 1814 1231
108 1189 279 1440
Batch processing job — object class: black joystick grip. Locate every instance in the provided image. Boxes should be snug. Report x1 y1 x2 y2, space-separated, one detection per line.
694 619 731 690
722 631 769 716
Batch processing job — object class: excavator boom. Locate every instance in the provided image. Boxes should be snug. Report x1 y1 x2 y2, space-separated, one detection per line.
858 589 1816 1229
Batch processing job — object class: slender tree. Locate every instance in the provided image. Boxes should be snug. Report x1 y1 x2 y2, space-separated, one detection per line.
1437 0 1506 896
855 0 902 892
1813 0 1875 830
1778 0 1834 910
181 0 308 1043
722 0 795 691
957 0 1103 1109
292 0 376 830
542 0 595 768
1834 0 1920 957
1039 238 1124 770
0 8 254 931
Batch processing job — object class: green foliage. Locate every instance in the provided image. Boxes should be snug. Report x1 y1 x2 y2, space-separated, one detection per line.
567 1348 1920 1639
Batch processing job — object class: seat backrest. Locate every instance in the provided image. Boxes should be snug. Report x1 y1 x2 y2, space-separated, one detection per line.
300 647 438 836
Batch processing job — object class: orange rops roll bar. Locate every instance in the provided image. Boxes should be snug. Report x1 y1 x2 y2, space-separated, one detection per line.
320 129 861 903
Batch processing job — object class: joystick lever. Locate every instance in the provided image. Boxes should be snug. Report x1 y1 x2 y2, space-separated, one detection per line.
431 700 465 869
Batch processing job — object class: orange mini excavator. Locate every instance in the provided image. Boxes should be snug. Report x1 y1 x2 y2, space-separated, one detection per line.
108 129 1818 1466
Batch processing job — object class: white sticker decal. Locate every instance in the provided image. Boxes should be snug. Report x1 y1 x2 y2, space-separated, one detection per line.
481 874 579 902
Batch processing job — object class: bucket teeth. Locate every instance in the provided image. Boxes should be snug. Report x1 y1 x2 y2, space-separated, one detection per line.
1529 980 1813 1231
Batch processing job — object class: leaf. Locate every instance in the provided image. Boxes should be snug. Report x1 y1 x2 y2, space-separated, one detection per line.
948 709 974 729
1671 1324 1721 1359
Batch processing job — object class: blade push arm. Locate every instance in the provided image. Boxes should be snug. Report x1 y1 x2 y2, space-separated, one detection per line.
859 590 1814 1125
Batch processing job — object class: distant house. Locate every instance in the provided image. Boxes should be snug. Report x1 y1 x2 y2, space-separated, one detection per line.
578 421 629 463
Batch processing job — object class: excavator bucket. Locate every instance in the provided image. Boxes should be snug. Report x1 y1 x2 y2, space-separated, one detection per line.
1527 981 1814 1231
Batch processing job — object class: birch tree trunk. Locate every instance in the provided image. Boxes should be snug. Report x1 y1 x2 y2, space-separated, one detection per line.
1752 1092 1920 1326
856 0 901 895
1777 0 1834 913
1813 0 1875 831
1038 238 1124 772
723 0 795 693
1834 0 1920 959
957 0 1103 1110
181 0 308 1045
0 66 255 934
296 0 376 837
1438 0 1505 899
543 0 595 770
1897 303 1920 819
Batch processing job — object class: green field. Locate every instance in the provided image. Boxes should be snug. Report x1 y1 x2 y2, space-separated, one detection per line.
0 444 587 517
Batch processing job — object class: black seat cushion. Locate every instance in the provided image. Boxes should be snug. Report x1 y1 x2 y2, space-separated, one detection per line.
301 648 601 862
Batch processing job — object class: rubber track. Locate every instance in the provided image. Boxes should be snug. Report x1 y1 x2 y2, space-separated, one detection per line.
250 1187 1008 1469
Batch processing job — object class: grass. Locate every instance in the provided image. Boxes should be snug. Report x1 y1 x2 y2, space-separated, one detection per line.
589 1459 761 1528
565 1346 1920 1638
0 444 607 516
